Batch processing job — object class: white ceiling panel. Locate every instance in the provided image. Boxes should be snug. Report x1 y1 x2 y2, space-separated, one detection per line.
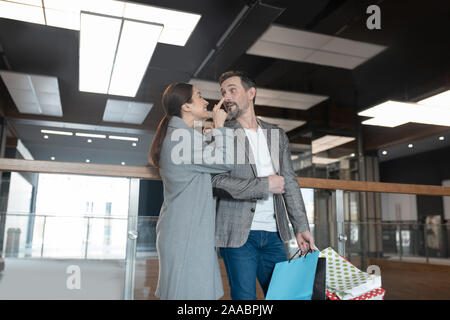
40 104 63 116
321 37 386 58
312 135 355 154
31 75 59 93
257 116 305 132
1 72 33 90
18 102 41 114
122 114 144 124
247 40 314 62
103 99 153 124
260 25 332 49
9 89 38 104
0 1 45 25
247 25 387 70
0 71 63 117
36 92 60 105
305 50 365 69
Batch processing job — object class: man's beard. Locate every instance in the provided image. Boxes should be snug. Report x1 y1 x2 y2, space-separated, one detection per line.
226 102 242 120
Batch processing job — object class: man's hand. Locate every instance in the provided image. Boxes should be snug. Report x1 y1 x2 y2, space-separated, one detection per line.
268 174 285 194
296 230 315 254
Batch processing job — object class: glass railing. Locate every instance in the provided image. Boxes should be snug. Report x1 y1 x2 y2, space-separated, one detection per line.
0 166 140 299
1 213 129 259
343 221 450 263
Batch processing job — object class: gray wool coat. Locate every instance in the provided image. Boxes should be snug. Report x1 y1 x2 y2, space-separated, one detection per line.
155 116 234 300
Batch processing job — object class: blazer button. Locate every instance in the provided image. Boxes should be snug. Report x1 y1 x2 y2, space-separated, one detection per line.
250 208 255 213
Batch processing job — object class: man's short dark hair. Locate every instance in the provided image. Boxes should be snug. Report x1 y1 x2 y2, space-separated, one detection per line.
218 70 256 103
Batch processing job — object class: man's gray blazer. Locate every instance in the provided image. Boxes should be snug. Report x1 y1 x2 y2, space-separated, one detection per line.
212 118 310 248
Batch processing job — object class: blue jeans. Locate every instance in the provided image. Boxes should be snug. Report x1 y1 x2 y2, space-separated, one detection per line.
220 230 287 300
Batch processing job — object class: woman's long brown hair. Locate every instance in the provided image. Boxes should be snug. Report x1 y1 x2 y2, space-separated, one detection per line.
149 83 193 167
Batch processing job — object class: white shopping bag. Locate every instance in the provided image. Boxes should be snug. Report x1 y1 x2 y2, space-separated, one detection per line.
320 247 382 300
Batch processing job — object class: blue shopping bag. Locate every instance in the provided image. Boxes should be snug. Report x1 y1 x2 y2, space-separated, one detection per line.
266 250 320 300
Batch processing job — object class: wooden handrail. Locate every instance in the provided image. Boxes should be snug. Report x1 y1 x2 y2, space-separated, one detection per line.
1 158 450 196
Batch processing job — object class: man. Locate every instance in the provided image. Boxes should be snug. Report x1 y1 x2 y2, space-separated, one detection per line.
212 70 315 300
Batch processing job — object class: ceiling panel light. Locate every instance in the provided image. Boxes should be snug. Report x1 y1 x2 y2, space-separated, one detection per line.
0 71 63 117
247 25 386 70
44 0 126 30
359 100 450 127
108 20 163 97
188 79 328 111
108 135 139 142
103 99 153 124
123 2 201 46
312 156 340 165
0 1 45 25
257 116 306 132
41 129 73 136
312 135 355 154
75 132 106 138
417 89 450 108
79 12 122 94
2 1 200 47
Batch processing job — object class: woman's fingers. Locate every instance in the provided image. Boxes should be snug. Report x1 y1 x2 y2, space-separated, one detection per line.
213 97 225 112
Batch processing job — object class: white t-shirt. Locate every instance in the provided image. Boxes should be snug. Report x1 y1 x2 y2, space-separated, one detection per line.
244 126 277 232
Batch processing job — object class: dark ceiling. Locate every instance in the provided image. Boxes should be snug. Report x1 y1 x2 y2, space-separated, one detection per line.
0 0 449 166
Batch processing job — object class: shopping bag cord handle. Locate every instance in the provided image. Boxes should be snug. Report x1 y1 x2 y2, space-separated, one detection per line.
288 248 313 262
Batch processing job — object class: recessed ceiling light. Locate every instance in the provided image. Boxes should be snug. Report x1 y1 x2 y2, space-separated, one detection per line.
44 135 49 139
109 135 139 142
408 144 413 148
350 153 355 157
50 156 55 160
439 136 445 141
86 159 90 163
382 150 388 155
75 132 106 138
121 162 125 165
132 142 137 147
41 129 73 136
87 139 92 143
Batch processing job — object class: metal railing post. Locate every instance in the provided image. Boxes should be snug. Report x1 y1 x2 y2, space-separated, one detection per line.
40 215 46 258
424 223 429 263
84 217 91 259
398 223 403 261
124 178 139 300
335 189 347 257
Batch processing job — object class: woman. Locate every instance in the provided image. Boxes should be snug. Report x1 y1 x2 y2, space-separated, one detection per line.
149 82 233 300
